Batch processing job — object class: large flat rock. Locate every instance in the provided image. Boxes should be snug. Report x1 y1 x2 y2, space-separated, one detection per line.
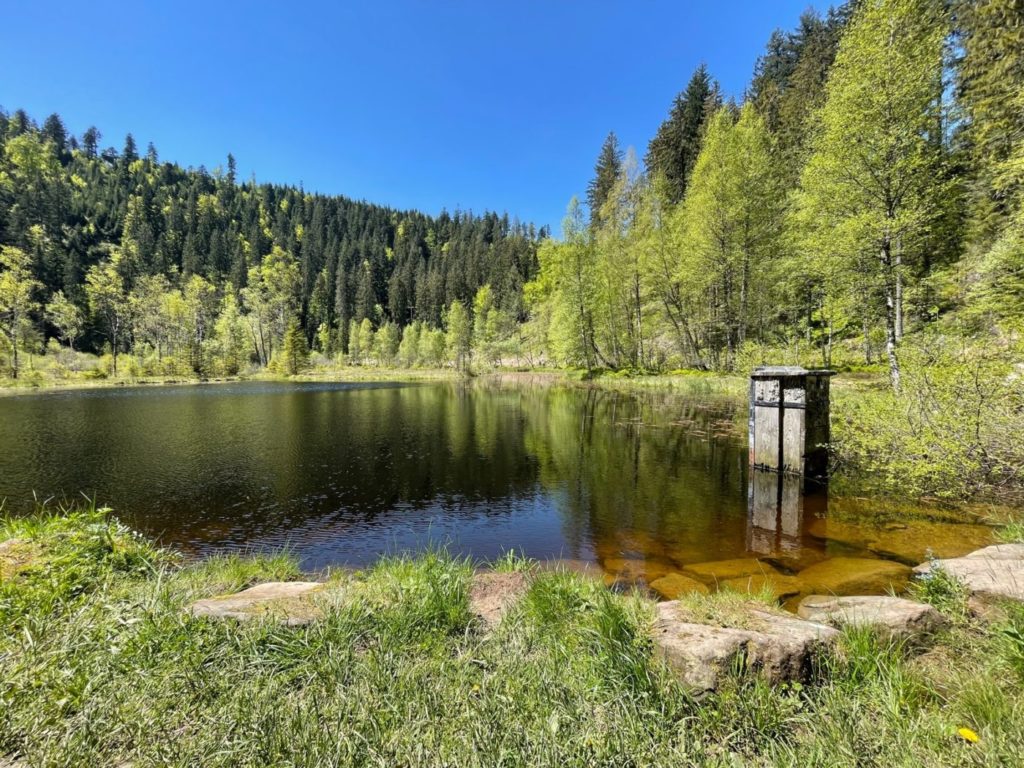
683 558 780 583
721 573 804 601
651 600 838 691
914 544 1024 603
798 557 911 596
649 572 709 600
797 595 948 640
188 582 326 626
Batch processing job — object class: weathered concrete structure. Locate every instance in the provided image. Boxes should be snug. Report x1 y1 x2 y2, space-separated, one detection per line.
748 366 834 478
747 366 834 555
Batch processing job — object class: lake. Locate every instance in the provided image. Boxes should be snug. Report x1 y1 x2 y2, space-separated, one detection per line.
0 380 995 593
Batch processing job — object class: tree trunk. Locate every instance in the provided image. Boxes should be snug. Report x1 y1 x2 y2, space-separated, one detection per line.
881 240 901 392
894 239 904 341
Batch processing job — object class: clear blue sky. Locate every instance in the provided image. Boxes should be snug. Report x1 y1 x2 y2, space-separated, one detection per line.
2 1 826 232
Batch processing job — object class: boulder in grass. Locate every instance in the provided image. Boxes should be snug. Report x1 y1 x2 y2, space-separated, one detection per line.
651 600 838 691
188 582 326 626
797 595 948 641
914 544 1024 604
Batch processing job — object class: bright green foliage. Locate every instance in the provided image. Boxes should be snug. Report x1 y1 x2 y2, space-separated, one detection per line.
472 284 513 366
832 336 1024 498
0 245 41 377
212 292 250 375
43 289 82 350
680 104 785 368
398 320 421 367
84 251 132 374
444 299 471 371
278 315 309 375
526 199 598 369
374 321 401 365
795 0 949 390
358 317 375 363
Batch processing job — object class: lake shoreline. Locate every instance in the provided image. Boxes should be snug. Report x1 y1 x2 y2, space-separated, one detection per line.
2 508 1024 766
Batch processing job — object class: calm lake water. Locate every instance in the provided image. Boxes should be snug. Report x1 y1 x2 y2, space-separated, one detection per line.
0 381 995 591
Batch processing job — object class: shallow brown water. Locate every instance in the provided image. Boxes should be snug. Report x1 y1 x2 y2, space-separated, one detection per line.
0 380 996 599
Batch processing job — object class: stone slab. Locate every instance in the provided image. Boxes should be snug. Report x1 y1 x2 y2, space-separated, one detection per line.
651 600 838 691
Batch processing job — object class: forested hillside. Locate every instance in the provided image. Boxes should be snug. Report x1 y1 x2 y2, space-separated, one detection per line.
0 112 542 375
1 0 1022 394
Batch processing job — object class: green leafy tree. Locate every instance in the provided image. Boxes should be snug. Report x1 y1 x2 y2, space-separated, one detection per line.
44 289 83 350
212 292 250 375
444 299 471 372
0 245 41 377
682 104 785 367
796 0 948 390
84 251 133 374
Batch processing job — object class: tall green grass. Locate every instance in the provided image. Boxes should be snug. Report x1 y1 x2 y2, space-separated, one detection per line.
2 507 1024 766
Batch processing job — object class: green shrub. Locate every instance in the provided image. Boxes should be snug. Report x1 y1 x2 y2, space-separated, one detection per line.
831 335 1024 500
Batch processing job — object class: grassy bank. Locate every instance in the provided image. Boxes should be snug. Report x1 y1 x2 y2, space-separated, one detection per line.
2 508 1024 766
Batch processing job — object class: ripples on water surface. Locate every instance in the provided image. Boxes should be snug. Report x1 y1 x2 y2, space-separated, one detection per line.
0 380 996 593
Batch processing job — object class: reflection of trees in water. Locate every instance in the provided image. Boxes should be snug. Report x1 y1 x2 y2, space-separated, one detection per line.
519 387 748 564
0 383 750 565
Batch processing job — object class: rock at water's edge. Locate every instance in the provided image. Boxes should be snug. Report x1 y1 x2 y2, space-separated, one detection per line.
651 600 838 691
914 544 1024 603
797 594 948 640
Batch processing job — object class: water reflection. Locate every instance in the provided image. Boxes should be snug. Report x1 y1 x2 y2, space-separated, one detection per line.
0 381 995 587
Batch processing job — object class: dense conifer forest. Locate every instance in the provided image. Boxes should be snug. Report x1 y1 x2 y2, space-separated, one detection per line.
0 109 543 373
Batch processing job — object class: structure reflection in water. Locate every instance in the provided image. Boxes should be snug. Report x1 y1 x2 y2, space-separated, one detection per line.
747 469 827 557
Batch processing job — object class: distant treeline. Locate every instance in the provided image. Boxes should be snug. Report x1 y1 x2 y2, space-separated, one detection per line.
0 107 543 371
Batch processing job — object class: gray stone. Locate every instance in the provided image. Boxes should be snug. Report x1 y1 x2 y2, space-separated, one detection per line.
914 544 1024 603
469 571 531 631
188 581 325 626
651 600 838 691
797 595 948 640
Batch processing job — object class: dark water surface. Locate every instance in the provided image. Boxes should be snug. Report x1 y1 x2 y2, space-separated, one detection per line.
0 381 995 588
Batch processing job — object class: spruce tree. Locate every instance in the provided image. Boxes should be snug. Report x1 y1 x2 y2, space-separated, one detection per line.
586 132 622 225
645 65 720 203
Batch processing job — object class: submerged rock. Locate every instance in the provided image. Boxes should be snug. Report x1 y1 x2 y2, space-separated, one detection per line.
649 572 709 600
188 581 326 626
601 557 675 582
806 518 993 564
797 595 948 640
469 571 532 630
914 544 1024 603
797 557 911 596
721 573 804 601
683 558 779 583
651 600 838 691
